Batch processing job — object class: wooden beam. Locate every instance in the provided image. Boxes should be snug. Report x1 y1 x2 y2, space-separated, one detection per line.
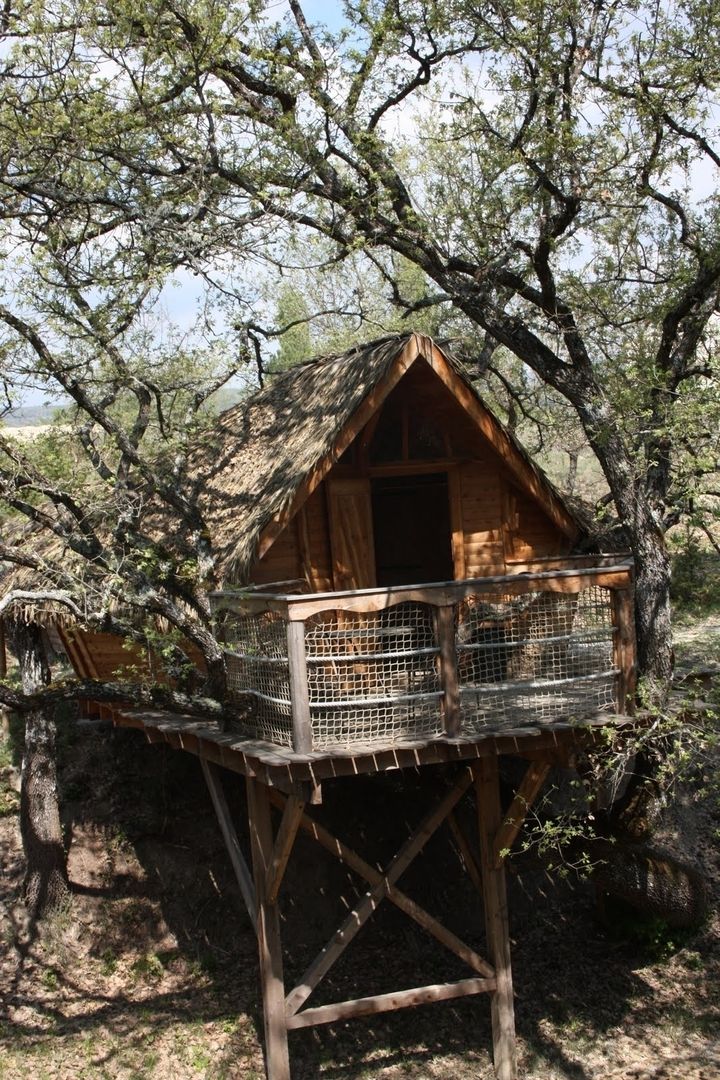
247 775 291 1080
436 605 461 735
447 810 484 897
266 795 305 904
201 759 257 931
448 465 467 579
284 768 474 1017
269 790 494 979
475 757 517 1080
281 565 634 621
286 621 312 753
286 977 496 1030
493 761 551 868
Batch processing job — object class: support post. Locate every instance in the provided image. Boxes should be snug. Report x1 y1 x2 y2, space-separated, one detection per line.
286 620 313 753
493 760 551 868
611 585 637 715
266 795 305 904
247 776 290 1080
436 604 461 736
474 757 517 1080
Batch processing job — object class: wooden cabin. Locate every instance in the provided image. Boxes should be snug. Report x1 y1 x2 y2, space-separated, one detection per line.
205 331 579 591
203 332 635 753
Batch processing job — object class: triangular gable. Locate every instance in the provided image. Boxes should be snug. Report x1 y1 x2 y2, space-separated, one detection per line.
253 333 578 569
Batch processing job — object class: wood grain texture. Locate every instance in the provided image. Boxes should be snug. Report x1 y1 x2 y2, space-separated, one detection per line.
247 776 291 1080
475 757 518 1080
286 977 496 1030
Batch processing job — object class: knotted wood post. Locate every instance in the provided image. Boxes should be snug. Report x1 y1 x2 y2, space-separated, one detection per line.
286 619 313 754
611 579 637 715
474 756 517 1080
247 775 291 1080
436 604 461 736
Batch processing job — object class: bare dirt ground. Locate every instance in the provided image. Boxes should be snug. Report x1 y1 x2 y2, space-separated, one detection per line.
1 618 719 1080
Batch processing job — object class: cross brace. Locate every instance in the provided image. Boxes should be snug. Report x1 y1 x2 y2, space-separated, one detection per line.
203 757 525 1080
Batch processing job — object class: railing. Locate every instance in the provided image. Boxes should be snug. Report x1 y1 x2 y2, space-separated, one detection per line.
210 560 636 753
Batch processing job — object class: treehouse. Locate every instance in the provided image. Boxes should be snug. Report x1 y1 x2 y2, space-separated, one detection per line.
1 332 638 1080
203 331 636 755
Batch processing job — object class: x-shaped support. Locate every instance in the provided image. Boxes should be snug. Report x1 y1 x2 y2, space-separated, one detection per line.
203 758 537 1080
269 769 495 1026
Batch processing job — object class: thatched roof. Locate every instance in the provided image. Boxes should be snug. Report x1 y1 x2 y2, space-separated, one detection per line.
198 334 408 582
1 332 582 615
199 332 580 583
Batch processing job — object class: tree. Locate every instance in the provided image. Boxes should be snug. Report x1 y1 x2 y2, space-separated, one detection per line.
4 0 717 689
2 0 720 902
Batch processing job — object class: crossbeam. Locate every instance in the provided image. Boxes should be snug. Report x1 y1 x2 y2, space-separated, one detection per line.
286 976 496 1030
493 760 551 868
285 768 474 1017
269 790 494 981
266 795 305 903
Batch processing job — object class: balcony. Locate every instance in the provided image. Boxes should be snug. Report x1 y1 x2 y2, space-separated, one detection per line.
210 559 636 755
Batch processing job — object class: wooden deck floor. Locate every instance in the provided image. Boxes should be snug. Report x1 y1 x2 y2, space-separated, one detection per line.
111 706 639 791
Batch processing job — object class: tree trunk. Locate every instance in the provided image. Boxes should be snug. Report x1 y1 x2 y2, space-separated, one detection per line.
11 621 69 918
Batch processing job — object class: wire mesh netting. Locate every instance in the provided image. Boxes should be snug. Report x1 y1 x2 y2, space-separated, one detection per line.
305 602 443 749
219 583 620 749
455 586 617 732
221 611 294 745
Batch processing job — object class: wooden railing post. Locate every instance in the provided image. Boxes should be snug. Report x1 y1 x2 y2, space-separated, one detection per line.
286 619 313 753
436 604 461 736
611 581 637 715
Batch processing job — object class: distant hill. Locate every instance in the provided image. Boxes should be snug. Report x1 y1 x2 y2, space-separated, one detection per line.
3 403 63 427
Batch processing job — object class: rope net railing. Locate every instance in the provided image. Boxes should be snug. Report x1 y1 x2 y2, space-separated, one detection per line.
221 610 294 745
455 586 616 733
304 602 443 749
218 576 622 750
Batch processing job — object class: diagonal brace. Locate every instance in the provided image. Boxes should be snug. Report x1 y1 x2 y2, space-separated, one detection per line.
285 768 474 1018
270 789 494 983
266 795 305 904
493 760 551 868
201 758 257 931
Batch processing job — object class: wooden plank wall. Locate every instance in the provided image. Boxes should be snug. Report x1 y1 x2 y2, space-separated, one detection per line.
503 483 569 564
251 522 303 586
457 462 506 576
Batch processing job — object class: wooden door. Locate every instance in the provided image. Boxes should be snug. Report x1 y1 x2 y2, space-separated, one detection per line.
327 477 377 591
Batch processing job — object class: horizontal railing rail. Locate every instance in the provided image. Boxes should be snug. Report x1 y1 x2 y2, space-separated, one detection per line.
211 560 636 754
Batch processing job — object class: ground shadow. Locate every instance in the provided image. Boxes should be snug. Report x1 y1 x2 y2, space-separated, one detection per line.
3 718 717 1078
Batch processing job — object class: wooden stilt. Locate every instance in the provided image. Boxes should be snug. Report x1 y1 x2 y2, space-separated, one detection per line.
475 757 518 1080
201 758 257 930
247 776 291 1080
